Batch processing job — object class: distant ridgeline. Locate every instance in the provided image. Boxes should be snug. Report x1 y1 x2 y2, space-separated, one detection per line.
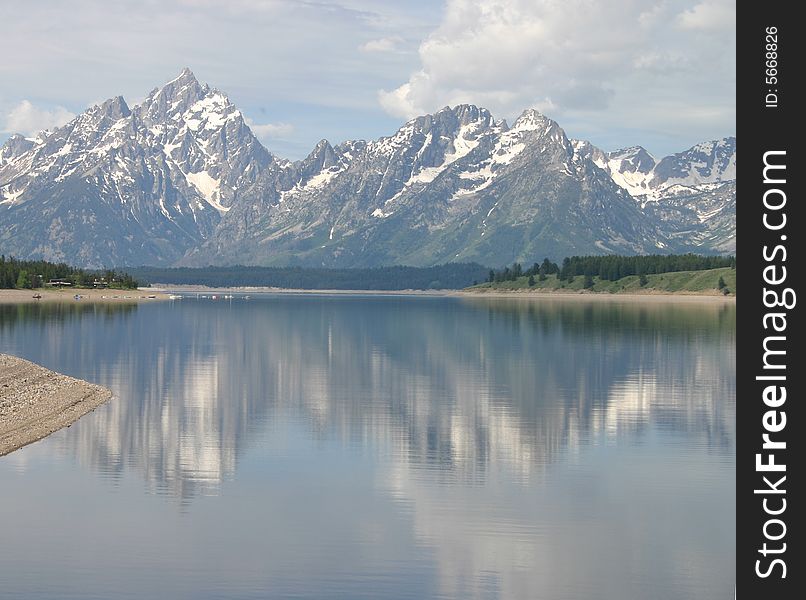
487 254 737 283
127 263 491 290
0 256 139 289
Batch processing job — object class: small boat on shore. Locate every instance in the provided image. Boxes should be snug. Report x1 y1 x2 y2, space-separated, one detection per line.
32 293 42 299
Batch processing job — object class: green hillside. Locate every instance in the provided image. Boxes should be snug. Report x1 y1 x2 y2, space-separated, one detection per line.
470 267 736 295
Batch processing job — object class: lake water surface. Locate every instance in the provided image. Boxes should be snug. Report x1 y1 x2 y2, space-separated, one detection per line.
0 295 735 599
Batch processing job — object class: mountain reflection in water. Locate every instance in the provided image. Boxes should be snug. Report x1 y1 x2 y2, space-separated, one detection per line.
0 295 735 600
1 296 734 498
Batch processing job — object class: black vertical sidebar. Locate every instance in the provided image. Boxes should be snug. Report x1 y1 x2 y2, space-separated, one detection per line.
736 1 800 597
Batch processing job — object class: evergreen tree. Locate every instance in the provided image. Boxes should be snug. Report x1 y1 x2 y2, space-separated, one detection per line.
528 274 535 287
718 276 726 289
560 257 571 280
16 270 30 289
583 274 594 289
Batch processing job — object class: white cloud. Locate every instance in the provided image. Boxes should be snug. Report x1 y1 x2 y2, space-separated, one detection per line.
677 0 736 31
0 0 734 158
359 36 404 53
379 0 735 151
245 118 295 141
3 100 75 136
0 0 438 159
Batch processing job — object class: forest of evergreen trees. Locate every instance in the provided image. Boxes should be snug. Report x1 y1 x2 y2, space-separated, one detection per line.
487 258 561 283
1 254 735 292
127 263 490 290
488 254 736 283
0 256 139 289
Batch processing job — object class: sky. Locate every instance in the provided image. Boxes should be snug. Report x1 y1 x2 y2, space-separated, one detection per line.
0 0 735 160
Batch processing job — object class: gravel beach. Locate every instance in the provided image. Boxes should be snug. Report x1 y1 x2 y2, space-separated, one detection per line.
0 354 112 456
0 288 169 304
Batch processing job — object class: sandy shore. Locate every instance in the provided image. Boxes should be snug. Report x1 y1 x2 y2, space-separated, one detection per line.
0 354 112 457
152 284 734 302
0 288 170 304
454 289 736 302
150 284 447 296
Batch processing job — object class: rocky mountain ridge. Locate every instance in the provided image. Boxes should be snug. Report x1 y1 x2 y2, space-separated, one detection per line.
1 69 736 267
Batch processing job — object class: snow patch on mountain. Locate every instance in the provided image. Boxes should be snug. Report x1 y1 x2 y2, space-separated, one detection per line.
1 186 24 206
185 171 229 213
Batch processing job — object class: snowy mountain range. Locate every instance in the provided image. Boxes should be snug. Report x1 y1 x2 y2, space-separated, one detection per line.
0 69 736 268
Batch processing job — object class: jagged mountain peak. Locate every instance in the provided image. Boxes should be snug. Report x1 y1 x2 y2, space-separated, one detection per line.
164 66 202 91
571 138 603 158
311 138 334 154
0 94 134 175
662 136 736 161
177 66 196 80
334 139 367 159
107 95 130 116
435 104 495 126
396 103 495 137
689 136 735 153
506 109 571 157
512 108 553 131
607 146 656 176
296 139 340 181
138 69 210 125
651 136 736 190
0 134 36 166
609 145 654 160
65 95 131 134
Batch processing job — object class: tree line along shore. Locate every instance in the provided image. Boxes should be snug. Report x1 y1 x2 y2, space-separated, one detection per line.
0 256 139 290
474 254 736 295
471 267 736 295
1 254 735 294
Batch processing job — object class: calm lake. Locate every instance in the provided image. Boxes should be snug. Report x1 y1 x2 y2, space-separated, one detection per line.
0 294 735 599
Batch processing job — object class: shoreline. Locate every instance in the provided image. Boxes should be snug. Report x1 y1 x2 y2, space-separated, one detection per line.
1 285 734 303
0 288 170 305
152 284 447 296
151 284 735 302
454 288 736 302
0 354 112 457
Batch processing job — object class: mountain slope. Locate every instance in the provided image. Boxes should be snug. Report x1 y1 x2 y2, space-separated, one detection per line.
184 107 674 267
